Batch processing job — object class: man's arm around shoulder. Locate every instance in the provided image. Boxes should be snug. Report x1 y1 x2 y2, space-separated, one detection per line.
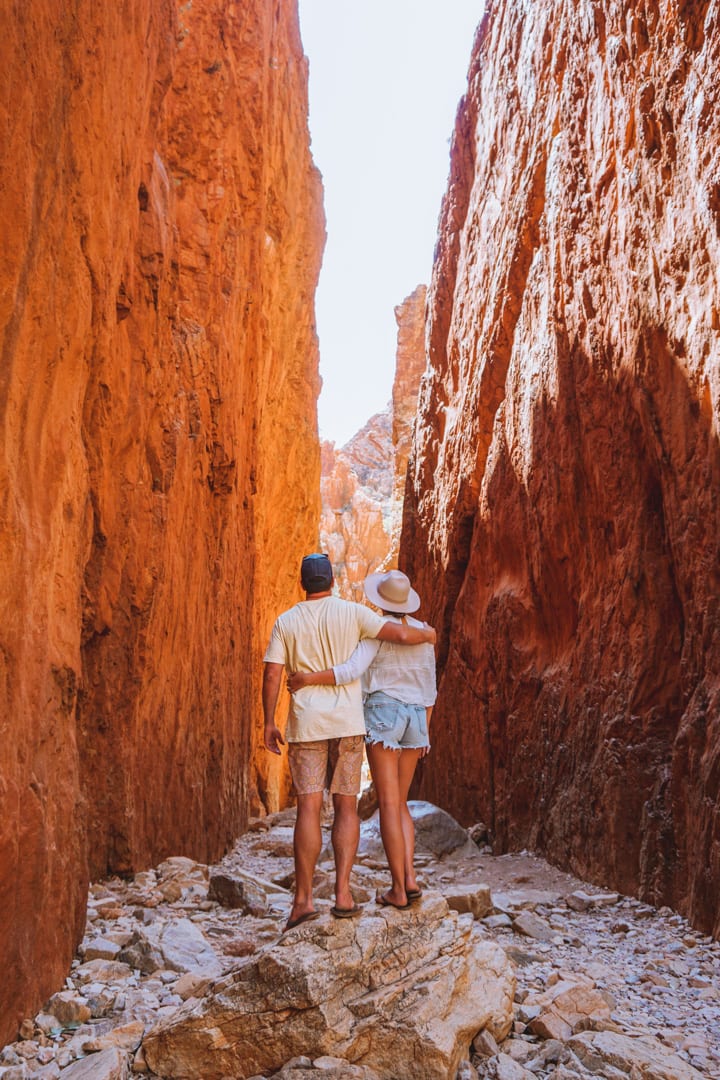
377 621 436 646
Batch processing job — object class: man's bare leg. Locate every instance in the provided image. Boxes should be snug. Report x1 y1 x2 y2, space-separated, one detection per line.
289 790 324 925
331 793 360 911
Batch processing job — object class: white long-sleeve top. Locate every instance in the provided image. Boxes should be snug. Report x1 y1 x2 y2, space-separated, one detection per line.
332 615 437 707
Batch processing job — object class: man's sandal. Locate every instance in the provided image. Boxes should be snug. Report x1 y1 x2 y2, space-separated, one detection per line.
330 903 363 919
376 892 411 910
284 911 320 931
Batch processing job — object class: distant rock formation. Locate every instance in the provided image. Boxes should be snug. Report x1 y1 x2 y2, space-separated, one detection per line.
0 0 323 1041
402 0 720 935
320 415 393 601
321 285 427 598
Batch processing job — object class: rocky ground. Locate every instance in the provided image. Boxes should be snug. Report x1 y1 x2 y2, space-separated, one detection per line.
1 801 718 1080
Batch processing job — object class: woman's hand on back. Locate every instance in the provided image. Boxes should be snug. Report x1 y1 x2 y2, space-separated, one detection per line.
286 671 310 694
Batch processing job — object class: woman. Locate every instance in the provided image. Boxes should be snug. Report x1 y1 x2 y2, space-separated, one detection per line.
287 569 436 910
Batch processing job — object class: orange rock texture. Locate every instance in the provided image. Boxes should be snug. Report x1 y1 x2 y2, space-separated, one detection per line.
403 1 720 934
0 0 322 1041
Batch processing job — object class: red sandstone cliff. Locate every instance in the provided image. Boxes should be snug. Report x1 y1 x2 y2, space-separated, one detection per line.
403 1 720 935
0 0 322 1041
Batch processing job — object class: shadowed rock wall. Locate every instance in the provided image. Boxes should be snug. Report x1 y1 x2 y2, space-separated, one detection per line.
0 0 322 1041
403 0 720 935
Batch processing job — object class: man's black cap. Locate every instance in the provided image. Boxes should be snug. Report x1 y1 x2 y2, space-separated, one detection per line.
301 553 333 593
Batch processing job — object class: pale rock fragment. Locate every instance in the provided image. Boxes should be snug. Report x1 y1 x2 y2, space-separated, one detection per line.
56 1047 129 1079
568 1030 707 1079
82 938 124 962
472 1028 499 1056
207 871 268 914
155 919 221 975
74 960 133 985
172 972 212 1001
487 1052 535 1079
512 911 556 942
81 1020 144 1053
483 914 513 929
566 890 620 912
44 992 91 1026
34 1014 61 1036
445 883 493 919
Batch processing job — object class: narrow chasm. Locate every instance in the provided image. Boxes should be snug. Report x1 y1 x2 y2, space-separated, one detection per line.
1 1 719 1078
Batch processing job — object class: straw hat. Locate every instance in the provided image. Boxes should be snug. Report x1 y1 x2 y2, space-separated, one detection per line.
363 569 421 614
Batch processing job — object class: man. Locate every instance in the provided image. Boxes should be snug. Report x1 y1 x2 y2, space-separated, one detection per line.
263 553 436 930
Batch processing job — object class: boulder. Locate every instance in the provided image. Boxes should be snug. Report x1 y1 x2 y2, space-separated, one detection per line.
153 919 221 976
568 1030 706 1079
143 894 515 1080
359 802 476 862
44 992 91 1026
207 872 269 915
444 883 493 919
56 1047 129 1079
511 912 556 942
81 1020 145 1054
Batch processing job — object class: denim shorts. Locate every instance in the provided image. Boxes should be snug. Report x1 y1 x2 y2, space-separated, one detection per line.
363 691 429 750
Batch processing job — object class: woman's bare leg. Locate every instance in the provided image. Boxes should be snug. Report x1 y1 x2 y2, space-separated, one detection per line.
366 742 407 906
398 748 422 893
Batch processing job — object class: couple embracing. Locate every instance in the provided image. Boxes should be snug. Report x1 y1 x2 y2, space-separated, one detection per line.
263 553 437 930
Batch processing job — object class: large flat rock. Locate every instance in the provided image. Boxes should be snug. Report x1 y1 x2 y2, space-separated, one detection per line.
144 894 515 1080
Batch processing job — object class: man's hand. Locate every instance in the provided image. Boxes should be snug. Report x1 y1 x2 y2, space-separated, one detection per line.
423 622 437 645
264 723 285 755
262 662 285 754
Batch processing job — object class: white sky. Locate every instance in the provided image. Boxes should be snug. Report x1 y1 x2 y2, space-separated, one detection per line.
298 2 483 447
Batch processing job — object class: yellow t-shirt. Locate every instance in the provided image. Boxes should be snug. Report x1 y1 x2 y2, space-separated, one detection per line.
264 596 385 741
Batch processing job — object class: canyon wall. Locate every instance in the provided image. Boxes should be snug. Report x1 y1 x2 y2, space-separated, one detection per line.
0 0 322 1041
403 0 720 935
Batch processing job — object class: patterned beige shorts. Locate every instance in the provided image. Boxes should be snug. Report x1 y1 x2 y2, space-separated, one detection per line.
288 735 364 796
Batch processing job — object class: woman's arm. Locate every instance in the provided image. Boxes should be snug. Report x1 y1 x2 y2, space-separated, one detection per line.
286 637 380 693
286 667 336 692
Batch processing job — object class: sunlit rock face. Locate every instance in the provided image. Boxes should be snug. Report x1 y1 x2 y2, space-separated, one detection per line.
390 285 428 562
402 0 720 935
0 0 323 1040
320 418 393 601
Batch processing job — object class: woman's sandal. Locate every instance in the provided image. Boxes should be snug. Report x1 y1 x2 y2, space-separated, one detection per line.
405 889 423 902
